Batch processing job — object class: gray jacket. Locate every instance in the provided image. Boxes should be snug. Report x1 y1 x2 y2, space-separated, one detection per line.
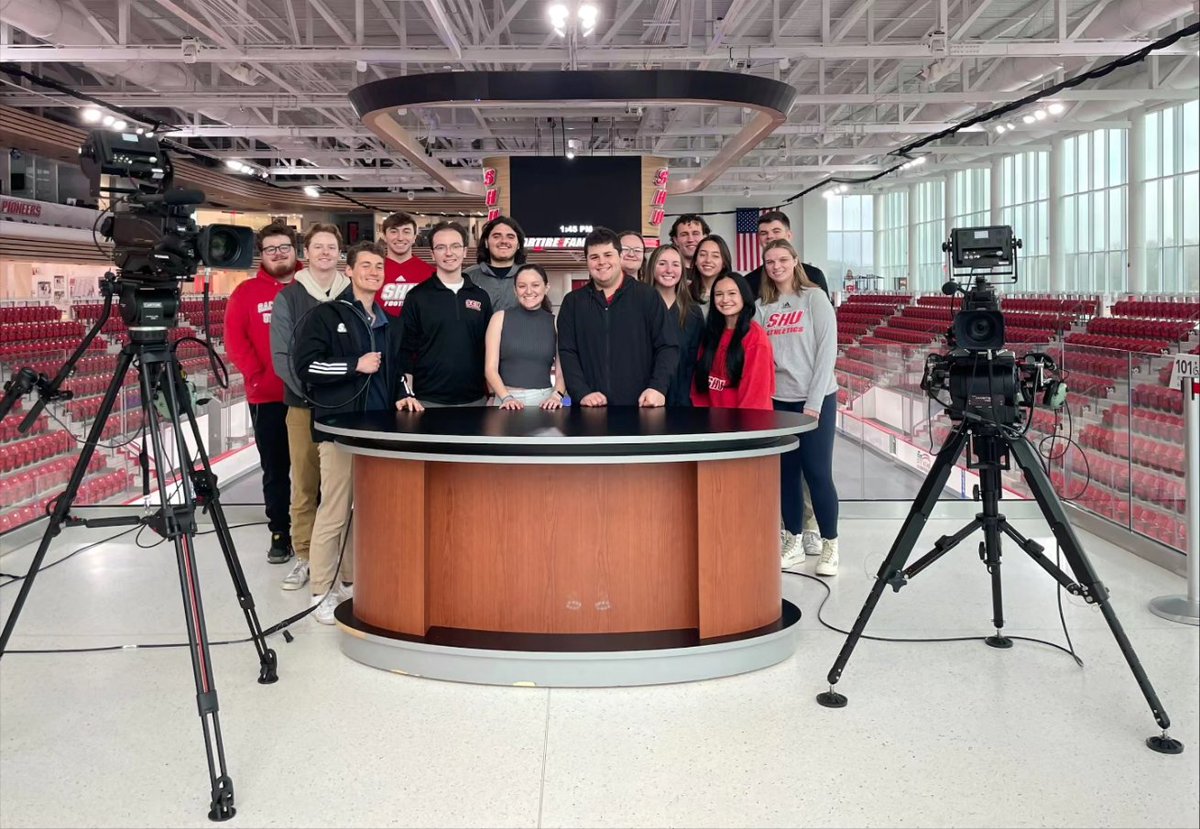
465 262 520 312
269 269 349 407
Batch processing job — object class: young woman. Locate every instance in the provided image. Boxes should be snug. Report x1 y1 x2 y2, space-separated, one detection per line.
756 239 840 576
691 273 774 411
618 231 646 281
642 244 704 406
484 263 566 410
688 235 736 316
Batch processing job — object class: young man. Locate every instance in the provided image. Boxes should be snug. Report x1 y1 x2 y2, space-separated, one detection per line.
465 215 526 312
558 227 679 407
268 223 349 591
224 222 300 566
618 230 646 280
668 213 710 271
294 241 403 624
377 211 434 318
743 211 830 299
396 222 493 411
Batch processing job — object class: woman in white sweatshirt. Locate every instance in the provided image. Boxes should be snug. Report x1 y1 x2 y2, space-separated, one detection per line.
755 239 841 576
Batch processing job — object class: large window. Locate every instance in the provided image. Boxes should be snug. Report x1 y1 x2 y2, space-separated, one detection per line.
951 167 991 227
1143 100 1200 294
1063 128 1127 293
999 150 1049 290
826 193 874 289
913 179 945 291
877 190 908 288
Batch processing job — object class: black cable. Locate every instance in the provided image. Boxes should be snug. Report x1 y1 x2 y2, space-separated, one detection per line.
0 525 141 589
784 570 1084 665
665 24 1199 219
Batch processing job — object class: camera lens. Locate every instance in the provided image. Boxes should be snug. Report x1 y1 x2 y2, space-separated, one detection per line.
969 316 995 342
198 224 255 269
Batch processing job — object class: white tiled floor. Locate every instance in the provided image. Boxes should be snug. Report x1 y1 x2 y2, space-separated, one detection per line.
1 514 1197 828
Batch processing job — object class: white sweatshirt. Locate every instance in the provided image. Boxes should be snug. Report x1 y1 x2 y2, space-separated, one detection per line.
755 287 839 404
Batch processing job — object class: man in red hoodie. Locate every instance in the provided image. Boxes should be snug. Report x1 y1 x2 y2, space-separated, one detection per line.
224 222 301 566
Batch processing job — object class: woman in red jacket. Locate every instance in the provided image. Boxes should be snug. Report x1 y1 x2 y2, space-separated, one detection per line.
691 273 775 410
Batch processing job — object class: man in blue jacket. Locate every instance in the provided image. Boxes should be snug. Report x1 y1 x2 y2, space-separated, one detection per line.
294 241 404 623
557 227 679 407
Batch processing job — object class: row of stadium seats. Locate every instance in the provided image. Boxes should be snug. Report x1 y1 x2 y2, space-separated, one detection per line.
1110 299 1200 320
0 305 61 324
0 321 87 343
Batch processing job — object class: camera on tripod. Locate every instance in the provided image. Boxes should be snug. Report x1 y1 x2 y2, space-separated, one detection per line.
79 129 254 300
920 225 1066 430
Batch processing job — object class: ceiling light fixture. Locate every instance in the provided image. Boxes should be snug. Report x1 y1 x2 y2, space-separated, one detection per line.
1033 108 1047 121
1022 114 1036 124
1047 102 1065 115
81 107 102 124
110 119 127 131
303 185 320 198
548 2 598 38
225 159 242 170
101 114 115 126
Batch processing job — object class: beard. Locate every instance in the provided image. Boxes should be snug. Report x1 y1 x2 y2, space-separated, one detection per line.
262 258 295 278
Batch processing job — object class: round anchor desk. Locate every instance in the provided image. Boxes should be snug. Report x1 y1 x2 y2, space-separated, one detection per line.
316 406 814 687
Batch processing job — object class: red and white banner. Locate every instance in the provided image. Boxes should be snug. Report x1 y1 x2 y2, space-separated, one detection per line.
483 167 500 221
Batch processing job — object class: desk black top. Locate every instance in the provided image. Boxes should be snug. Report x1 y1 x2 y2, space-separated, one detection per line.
316 406 814 462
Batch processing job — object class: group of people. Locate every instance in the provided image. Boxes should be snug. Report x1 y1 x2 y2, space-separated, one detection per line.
224 209 840 624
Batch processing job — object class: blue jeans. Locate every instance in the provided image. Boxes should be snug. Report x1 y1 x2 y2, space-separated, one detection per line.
775 392 839 539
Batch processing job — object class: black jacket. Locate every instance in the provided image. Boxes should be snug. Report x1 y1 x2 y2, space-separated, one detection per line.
667 303 705 407
745 261 829 299
557 276 679 405
398 274 493 404
294 286 404 441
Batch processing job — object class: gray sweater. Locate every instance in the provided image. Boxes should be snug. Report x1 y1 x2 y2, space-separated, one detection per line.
269 268 350 407
755 288 839 404
465 262 520 312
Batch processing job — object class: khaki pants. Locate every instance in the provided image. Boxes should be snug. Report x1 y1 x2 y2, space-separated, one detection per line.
802 479 819 534
285 406 320 562
310 441 355 595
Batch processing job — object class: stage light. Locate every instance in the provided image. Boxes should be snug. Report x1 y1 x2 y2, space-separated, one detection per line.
1033 108 1047 121
1047 102 1065 115
548 3 568 27
994 124 1006 134
82 107 102 124
102 114 115 126
303 185 320 198
110 119 127 131
578 2 598 34
225 159 242 170
566 149 575 159
1022 114 1036 124
1004 122 1014 131
135 127 145 135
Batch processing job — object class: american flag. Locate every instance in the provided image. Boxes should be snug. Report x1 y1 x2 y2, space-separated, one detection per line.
735 207 767 272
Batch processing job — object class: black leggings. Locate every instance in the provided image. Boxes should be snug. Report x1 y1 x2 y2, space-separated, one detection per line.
774 392 839 539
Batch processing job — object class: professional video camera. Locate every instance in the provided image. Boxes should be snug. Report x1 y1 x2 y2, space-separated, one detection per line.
78 129 254 284
816 224 1182 756
919 225 1065 430
0 128 278 820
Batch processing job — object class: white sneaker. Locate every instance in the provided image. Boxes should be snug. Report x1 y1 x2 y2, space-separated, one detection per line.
311 590 342 625
280 559 309 591
815 538 839 577
780 531 804 569
337 582 354 601
801 531 822 557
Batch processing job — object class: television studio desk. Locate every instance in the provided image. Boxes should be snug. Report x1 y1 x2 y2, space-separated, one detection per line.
316 406 814 687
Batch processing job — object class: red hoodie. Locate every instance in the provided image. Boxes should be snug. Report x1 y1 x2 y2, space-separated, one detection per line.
691 322 775 411
224 266 297 403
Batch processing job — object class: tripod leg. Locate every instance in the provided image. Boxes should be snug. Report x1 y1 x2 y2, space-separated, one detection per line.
171 362 278 684
0 348 136 657
1009 436 1182 754
816 422 970 708
977 459 1013 650
140 355 238 819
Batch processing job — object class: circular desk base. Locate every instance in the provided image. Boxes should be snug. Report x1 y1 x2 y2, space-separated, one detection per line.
335 600 801 687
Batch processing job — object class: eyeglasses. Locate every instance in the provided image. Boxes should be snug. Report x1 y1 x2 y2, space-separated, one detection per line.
433 243 465 254
261 244 293 256
621 247 644 255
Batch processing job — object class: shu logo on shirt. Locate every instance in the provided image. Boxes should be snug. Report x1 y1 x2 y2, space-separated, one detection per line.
380 282 413 305
336 322 348 333
765 309 806 336
464 299 482 312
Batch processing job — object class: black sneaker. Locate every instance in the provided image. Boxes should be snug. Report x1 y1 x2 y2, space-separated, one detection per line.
267 533 293 564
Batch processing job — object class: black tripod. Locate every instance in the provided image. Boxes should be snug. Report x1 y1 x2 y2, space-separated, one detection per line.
815 416 1183 754
0 276 280 819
